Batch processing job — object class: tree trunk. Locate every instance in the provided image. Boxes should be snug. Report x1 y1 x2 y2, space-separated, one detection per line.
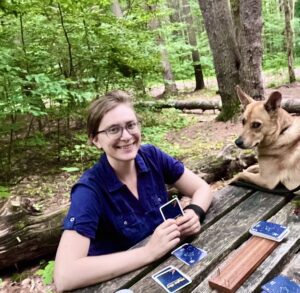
147 5 178 98
160 41 178 96
198 0 241 121
198 0 264 120
283 0 296 83
238 0 264 99
111 0 123 18
181 0 205 90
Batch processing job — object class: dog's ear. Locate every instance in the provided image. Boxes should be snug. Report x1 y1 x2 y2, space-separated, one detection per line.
264 91 282 113
235 85 255 108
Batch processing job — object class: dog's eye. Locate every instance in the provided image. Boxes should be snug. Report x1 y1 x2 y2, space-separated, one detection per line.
242 118 246 125
251 122 261 129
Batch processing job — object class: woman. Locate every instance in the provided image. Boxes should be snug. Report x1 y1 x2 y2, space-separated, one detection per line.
54 90 212 292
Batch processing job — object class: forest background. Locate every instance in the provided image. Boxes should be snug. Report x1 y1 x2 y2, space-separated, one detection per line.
1 0 300 291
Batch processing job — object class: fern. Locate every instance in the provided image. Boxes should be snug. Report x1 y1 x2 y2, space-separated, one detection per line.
36 261 55 285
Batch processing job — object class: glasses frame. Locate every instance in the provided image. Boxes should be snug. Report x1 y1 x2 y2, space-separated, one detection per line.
95 120 141 139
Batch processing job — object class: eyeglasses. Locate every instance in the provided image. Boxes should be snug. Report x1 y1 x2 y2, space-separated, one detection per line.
95 121 141 139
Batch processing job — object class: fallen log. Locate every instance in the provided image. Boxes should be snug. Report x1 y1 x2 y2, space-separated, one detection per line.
135 99 222 112
0 147 256 270
184 144 257 184
0 198 68 270
135 98 300 113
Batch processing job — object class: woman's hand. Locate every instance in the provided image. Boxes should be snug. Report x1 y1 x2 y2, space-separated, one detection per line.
176 209 201 237
144 219 180 261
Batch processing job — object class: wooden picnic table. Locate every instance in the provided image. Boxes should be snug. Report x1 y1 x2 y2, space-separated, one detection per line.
74 185 300 293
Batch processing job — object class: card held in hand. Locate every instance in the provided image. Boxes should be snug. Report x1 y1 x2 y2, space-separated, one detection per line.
261 275 300 293
249 220 289 242
171 243 207 266
152 265 191 293
160 198 184 221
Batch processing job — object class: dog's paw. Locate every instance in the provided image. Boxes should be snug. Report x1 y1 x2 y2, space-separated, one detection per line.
245 164 259 174
228 174 241 185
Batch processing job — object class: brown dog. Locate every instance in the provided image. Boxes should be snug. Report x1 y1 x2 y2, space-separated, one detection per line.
233 85 300 192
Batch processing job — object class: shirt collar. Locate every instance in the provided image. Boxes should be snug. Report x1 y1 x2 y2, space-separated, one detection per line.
100 150 149 193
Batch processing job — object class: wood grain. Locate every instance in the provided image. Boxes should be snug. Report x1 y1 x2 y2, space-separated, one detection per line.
208 236 278 293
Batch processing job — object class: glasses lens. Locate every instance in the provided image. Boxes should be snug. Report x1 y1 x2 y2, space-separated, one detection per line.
127 121 142 134
107 126 122 138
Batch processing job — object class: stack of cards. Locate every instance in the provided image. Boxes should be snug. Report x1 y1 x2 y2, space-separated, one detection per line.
249 221 289 242
152 265 191 292
171 243 207 266
160 198 184 221
261 275 300 292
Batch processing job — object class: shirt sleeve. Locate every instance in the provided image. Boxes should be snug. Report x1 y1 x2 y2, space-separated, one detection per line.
146 144 185 184
63 184 102 240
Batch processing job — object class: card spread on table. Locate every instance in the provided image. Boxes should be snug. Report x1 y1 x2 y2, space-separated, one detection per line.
171 243 207 266
152 265 173 279
261 275 300 293
249 220 289 242
152 265 191 292
160 198 184 221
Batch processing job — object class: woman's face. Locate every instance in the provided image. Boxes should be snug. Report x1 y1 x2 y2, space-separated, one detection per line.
92 104 141 165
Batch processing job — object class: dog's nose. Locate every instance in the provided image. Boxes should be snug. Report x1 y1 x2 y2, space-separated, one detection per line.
235 137 244 148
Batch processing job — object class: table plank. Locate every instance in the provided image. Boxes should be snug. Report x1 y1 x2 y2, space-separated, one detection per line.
281 252 300 283
191 202 300 293
129 191 289 292
74 186 253 293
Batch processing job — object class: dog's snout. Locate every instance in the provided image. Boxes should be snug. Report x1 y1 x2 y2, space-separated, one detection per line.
235 137 244 148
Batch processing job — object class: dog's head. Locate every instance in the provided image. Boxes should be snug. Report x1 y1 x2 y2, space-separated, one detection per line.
235 85 282 149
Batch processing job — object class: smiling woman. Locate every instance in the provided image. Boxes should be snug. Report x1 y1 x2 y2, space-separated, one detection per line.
53 90 213 292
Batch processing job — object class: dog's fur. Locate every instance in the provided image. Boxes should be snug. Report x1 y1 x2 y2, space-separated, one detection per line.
233 85 300 192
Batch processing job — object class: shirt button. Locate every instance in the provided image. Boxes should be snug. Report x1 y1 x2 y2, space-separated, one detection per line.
124 221 128 225
158 198 162 202
70 217 75 222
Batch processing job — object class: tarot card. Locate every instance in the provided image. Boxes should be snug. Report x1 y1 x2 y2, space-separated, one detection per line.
160 198 184 221
261 275 300 293
171 243 207 266
152 266 173 280
249 221 289 242
152 265 191 293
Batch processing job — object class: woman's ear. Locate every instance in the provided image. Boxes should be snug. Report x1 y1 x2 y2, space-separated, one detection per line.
92 136 102 149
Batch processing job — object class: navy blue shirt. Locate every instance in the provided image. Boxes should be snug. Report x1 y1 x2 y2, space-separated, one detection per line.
63 144 184 256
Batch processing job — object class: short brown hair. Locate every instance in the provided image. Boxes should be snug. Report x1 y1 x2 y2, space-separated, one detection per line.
87 90 134 142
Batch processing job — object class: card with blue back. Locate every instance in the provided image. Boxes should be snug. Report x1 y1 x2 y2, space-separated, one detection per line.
249 221 289 242
261 275 300 293
171 243 207 266
152 265 191 292
160 198 184 221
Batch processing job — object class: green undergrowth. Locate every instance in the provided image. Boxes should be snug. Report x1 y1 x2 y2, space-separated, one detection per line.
140 108 197 158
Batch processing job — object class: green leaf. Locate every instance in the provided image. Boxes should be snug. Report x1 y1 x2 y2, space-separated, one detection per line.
61 167 80 173
0 186 10 199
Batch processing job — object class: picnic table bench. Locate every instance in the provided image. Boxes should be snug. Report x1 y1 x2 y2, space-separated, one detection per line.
74 185 300 293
